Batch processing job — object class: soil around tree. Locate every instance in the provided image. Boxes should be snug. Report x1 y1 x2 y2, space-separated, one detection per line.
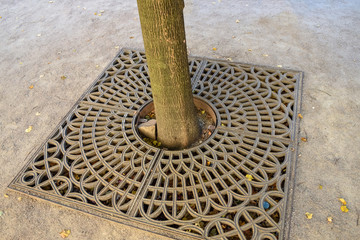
136 98 217 150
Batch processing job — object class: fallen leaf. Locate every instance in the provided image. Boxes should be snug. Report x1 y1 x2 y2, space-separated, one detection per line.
298 113 303 119
245 174 253 181
221 123 225 126
235 19 240 23
319 185 323 189
4 194 9 198
100 10 105 13
263 54 269 57
129 36 134 39
206 161 211 166
29 85 34 89
96 64 99 68
39 74 44 78
212 47 217 51
0 16 2 19
94 12 97 15
301 137 307 142
115 46 119 49
248 49 252 51
17 197 22 201
59 229 71 239
327 216 333 223
19 62 23 65
0 211 3 217
201 110 205 114
305 212 313 219
35 112 41 116
60 75 67 80
49 1 54 3
37 33 41 37
339 198 347 205
25 126 33 133
226 58 232 61
98 13 102 16
341 205 349 213
277 65 283 68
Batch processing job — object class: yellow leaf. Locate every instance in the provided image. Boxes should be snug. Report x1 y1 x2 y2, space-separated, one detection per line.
245 174 253 181
339 198 347 205
17 197 22 201
301 137 307 142
29 85 34 89
341 205 349 212
25 126 33 133
305 212 313 219
248 49 252 52
327 216 333 223
319 185 323 189
94 12 97 15
298 113 303 119
60 75 67 80
201 110 205 114
59 229 71 239
277 65 283 68
98 13 102 16
212 47 217 51
4 194 9 198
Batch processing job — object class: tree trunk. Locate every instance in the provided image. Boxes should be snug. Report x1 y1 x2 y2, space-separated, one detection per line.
137 0 201 149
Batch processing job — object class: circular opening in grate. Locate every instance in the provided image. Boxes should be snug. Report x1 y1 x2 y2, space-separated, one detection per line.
133 95 220 149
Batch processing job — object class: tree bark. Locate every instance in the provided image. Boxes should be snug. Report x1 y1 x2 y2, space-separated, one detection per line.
137 0 201 149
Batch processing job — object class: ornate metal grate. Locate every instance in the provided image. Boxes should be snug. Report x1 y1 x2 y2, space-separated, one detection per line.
9 48 302 240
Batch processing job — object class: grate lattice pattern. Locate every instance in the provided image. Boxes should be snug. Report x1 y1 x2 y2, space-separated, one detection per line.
9 49 302 240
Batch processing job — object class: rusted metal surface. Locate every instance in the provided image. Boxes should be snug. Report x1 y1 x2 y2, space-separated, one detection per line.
9 49 303 240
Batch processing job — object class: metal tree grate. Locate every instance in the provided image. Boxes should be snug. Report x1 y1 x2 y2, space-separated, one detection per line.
9 48 303 240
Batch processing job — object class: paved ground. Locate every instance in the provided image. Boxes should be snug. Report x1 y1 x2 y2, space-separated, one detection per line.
1 0 359 239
